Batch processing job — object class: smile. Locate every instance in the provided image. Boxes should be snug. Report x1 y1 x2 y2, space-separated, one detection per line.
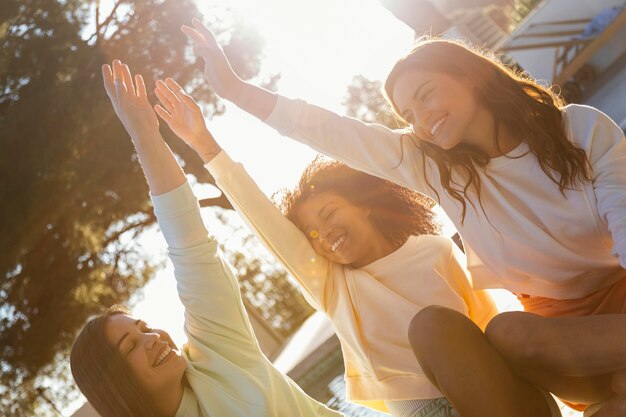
430 114 447 137
330 235 346 252
153 345 172 367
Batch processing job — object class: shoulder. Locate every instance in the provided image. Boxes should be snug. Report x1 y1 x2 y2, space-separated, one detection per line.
561 104 623 149
409 234 457 259
561 104 620 134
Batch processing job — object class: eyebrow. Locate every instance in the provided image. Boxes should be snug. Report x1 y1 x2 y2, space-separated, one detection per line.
116 319 141 351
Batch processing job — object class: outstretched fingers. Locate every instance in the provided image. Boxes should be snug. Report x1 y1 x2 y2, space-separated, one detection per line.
120 63 135 96
191 18 220 50
135 74 147 98
102 64 115 100
181 25 207 47
164 78 197 109
155 80 178 113
112 60 127 94
182 19 220 51
154 104 172 123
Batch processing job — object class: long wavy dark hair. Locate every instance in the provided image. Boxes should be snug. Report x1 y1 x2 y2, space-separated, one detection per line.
276 156 440 249
70 306 160 417
384 39 591 221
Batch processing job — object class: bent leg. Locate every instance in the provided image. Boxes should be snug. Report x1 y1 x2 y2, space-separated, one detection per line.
485 312 626 377
485 312 626 405
408 306 553 417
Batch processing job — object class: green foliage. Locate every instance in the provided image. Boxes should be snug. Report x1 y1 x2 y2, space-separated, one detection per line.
0 0 267 414
343 75 398 128
215 210 315 339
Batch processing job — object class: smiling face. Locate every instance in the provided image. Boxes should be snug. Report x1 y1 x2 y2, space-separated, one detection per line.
391 69 492 151
104 315 187 403
294 191 394 268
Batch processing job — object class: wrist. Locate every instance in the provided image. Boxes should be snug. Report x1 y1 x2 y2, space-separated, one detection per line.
192 131 222 163
129 128 161 147
223 77 247 104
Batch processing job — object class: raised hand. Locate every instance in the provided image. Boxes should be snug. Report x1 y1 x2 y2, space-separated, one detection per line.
102 60 159 142
154 78 221 163
181 18 243 102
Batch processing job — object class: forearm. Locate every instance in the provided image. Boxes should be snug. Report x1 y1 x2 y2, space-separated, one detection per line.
151 182 259 354
227 80 278 122
131 130 186 196
206 152 328 310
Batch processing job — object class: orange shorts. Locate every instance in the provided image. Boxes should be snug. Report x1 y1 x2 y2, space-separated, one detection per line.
517 274 626 318
517 273 626 412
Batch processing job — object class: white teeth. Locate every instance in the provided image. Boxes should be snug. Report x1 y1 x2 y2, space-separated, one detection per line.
154 345 172 367
430 115 446 136
330 236 346 252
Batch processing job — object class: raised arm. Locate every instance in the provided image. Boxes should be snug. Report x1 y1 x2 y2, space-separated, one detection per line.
154 78 331 311
181 19 432 196
181 18 277 121
103 61 260 359
102 60 185 194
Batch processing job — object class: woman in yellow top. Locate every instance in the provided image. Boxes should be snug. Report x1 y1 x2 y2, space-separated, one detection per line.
152 75 513 417
70 60 342 417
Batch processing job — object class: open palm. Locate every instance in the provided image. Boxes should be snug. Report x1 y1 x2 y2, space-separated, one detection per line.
103 60 159 142
154 78 207 151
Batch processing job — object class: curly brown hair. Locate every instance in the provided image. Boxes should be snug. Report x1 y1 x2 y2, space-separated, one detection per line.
276 156 441 249
384 38 591 221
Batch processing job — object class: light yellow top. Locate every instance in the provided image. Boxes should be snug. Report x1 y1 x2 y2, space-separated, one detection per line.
206 152 498 412
151 182 342 417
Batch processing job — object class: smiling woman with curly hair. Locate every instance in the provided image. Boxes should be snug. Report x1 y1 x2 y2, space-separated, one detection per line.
149 67 497 416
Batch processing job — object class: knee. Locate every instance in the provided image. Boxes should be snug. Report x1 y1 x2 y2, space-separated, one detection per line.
408 305 475 355
611 368 626 396
485 312 542 363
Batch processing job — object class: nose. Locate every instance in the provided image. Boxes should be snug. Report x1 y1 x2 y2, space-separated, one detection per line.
142 331 159 349
316 224 333 250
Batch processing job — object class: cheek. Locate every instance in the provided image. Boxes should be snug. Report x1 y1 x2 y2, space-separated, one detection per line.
127 352 153 383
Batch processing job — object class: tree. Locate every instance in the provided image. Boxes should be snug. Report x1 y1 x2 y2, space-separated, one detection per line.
215 211 315 340
0 0 271 414
343 75 398 128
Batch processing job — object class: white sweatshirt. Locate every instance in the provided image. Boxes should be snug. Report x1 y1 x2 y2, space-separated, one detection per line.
264 98 626 299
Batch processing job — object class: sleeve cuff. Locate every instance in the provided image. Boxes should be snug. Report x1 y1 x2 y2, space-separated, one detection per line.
151 181 197 217
263 95 303 136
204 150 234 183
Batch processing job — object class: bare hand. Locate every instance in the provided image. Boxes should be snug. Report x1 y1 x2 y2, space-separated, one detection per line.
181 18 243 102
154 78 221 163
102 60 159 142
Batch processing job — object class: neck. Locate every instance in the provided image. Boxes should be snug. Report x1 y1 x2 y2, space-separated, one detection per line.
153 380 185 417
352 235 397 268
466 107 521 158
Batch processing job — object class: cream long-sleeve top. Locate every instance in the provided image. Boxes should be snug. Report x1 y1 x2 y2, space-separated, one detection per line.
262 98 626 300
206 152 497 412
151 182 342 417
